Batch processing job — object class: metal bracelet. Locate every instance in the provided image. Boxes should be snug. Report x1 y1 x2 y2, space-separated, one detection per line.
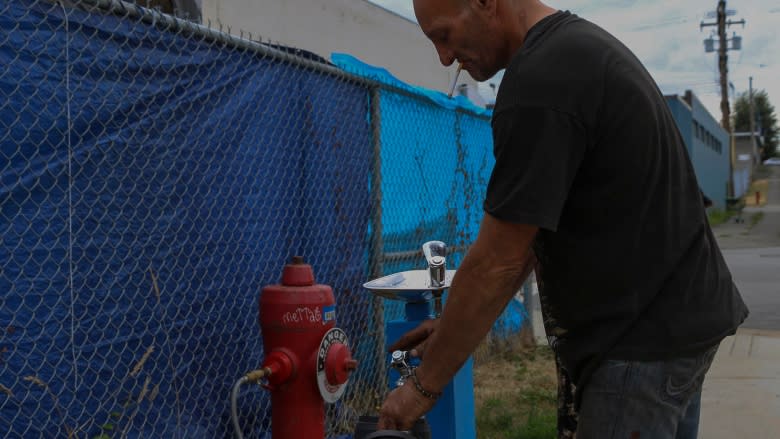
408 369 441 400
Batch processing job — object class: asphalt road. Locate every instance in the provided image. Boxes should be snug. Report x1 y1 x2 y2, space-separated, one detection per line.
714 165 780 331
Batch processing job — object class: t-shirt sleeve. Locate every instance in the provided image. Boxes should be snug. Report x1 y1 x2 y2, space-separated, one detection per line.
484 106 587 231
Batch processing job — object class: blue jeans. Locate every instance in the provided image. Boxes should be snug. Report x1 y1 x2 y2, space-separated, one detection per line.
576 345 719 439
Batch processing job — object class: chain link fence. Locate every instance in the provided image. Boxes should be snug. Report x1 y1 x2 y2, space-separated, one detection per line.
1 1 525 437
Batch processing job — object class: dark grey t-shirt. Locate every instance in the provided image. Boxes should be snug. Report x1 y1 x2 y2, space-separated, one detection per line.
485 11 748 386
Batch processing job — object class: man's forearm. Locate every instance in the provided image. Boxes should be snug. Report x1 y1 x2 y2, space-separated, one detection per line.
415 231 537 391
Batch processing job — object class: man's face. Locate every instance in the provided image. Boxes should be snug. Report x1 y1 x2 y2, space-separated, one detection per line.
413 0 505 81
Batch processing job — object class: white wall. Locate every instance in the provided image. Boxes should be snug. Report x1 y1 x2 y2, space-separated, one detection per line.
201 0 479 96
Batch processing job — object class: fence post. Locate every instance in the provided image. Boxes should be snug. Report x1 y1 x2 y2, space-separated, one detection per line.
368 86 387 399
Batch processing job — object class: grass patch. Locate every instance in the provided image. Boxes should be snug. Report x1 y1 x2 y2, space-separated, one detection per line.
473 337 557 438
477 398 557 439
707 208 733 227
749 212 765 229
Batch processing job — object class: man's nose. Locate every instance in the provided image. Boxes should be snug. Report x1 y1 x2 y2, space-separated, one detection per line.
435 45 456 67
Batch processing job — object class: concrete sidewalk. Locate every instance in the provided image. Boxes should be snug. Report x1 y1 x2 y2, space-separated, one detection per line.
699 328 780 438
702 165 780 437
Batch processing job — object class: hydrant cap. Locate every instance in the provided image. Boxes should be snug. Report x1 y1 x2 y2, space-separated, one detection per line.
325 343 357 386
281 256 315 286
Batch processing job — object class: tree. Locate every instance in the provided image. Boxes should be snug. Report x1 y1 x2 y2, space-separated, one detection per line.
733 90 778 160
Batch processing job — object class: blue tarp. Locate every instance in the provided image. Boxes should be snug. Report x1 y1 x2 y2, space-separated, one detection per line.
332 52 492 117
331 53 493 242
1 1 372 437
330 55 523 341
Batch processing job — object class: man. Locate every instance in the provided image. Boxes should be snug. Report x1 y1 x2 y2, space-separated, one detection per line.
701 190 714 208
376 0 749 437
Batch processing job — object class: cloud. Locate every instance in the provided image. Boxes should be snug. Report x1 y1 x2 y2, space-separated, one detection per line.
572 0 778 120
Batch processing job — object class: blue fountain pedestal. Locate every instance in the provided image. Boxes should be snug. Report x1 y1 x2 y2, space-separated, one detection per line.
385 301 476 439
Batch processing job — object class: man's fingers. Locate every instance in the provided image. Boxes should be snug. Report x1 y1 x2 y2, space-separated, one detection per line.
387 328 427 352
409 341 426 358
376 382 436 433
387 320 437 352
377 415 395 431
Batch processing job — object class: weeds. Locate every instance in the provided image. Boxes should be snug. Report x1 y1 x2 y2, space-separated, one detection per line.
1 327 10 366
94 265 178 438
23 375 75 438
1 327 13 398
707 209 733 227
0 383 13 398
477 393 557 439
749 212 765 229
328 384 385 435
473 335 557 438
91 344 158 439
129 346 155 377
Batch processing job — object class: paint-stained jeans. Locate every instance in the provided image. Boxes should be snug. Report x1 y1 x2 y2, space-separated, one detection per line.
575 345 719 439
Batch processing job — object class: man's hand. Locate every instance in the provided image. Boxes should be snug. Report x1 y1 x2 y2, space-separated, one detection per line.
378 214 537 430
387 319 438 359
376 377 437 431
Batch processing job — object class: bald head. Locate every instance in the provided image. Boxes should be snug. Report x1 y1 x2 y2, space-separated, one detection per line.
412 0 557 80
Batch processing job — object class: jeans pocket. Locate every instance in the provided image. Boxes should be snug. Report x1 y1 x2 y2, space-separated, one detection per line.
589 359 634 392
660 345 718 406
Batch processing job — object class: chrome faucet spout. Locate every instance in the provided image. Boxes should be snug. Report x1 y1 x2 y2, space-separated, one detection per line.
422 240 446 288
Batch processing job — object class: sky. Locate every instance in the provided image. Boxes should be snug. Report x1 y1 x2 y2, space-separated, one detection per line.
369 0 779 125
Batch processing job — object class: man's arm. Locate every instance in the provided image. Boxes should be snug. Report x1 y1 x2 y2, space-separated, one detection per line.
415 212 538 392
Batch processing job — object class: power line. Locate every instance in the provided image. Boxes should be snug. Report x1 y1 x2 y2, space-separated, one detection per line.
631 15 696 31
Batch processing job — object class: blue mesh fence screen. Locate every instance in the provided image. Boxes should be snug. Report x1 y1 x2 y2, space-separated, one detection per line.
1 2 527 437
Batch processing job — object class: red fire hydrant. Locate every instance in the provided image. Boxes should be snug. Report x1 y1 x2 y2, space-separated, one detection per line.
257 256 357 438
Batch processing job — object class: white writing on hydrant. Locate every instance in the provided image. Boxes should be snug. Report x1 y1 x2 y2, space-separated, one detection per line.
282 307 322 325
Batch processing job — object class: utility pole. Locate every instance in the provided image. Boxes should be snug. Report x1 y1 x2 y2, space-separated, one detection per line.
701 1 745 198
749 76 757 160
717 2 730 132
701 1 745 132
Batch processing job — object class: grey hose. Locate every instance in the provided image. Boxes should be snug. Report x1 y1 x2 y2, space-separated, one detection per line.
230 375 250 439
